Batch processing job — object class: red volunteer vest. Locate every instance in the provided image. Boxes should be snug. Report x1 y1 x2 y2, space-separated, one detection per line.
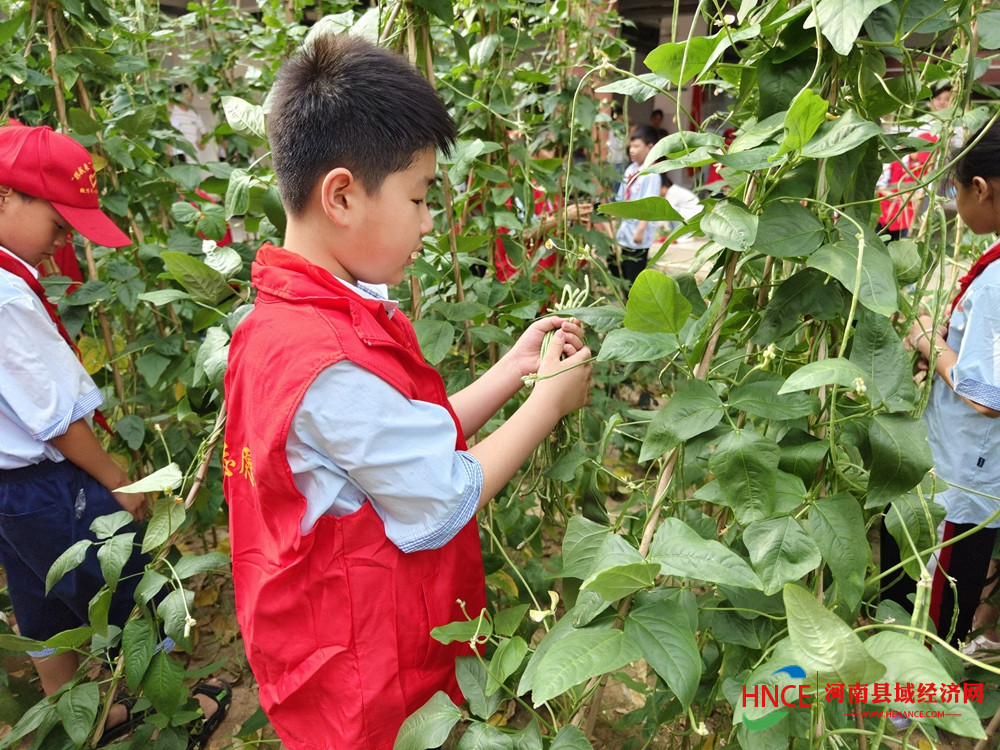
223 244 486 750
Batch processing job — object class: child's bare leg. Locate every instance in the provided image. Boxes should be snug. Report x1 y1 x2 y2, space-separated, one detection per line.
31 650 79 695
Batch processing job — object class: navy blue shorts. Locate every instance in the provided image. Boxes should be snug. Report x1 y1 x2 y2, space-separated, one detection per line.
0 460 148 644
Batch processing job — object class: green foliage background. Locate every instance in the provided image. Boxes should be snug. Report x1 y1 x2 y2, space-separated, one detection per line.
2 0 1000 747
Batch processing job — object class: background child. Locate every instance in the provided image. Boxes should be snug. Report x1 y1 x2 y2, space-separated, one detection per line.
223 34 593 750
0 121 228 746
612 125 661 287
897 121 1000 648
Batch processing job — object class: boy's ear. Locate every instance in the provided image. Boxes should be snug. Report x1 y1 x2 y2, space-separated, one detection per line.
319 168 357 226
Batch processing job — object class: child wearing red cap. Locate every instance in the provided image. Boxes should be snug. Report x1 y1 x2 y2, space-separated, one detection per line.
0 121 229 747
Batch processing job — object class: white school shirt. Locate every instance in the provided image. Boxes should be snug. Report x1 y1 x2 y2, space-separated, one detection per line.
0 246 102 469
924 242 1000 527
284 279 484 553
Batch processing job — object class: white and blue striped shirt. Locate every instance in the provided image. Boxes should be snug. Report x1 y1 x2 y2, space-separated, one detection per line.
285 280 483 552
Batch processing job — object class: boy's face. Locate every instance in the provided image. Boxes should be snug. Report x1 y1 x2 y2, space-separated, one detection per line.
347 148 436 286
628 138 653 167
0 190 72 267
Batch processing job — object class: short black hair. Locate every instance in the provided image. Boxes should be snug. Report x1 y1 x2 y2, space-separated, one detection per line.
651 109 663 118
954 120 1000 185
629 125 660 146
267 34 456 215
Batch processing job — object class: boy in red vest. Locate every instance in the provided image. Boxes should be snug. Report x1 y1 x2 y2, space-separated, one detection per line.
223 35 594 750
0 121 229 747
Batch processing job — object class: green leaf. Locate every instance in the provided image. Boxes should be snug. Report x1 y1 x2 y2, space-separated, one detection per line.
225 168 253 219
728 373 820 420
549 725 594 750
486 636 528 695
491 604 529 638
777 358 869 395
595 72 668 101
577 534 646 590
455 657 502 721
803 0 894 55
558 305 624 333
411 0 453 22
394 692 462 750
744 518 822 596
752 201 825 259
755 267 844 344
624 599 701 707
582 562 660 601
141 650 187 716
136 352 170 388
776 89 829 157
640 379 725 461
221 96 266 143
142 495 187 554
623 270 691 333
596 329 677 363
848 309 916 412
171 552 229 580
980 9 1000 49
512 720 543 750
885 492 946 579
57 682 100 748
122 618 157 692
117 463 183 495
709 428 780 524
431 612 492 645
45 539 91 594
808 239 897 317
157 588 195 649
61 280 111 306
597 196 681 222
90 510 133 540
649 517 763 590
863 632 986 738
133 570 169 607
193 327 230 388
700 200 758 252
139 289 190 306
645 36 720 85
457 723 514 750
805 493 869 609
867 414 933 508
412 319 454 365
115 414 146 451
801 109 883 158
237 706 272 739
160 252 234 306
561 516 611 579
784 584 884 685
530 628 642 706
97 533 136 591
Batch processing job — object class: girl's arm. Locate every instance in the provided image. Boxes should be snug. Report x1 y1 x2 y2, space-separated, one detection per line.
449 317 586 438
49 420 148 520
908 317 1000 417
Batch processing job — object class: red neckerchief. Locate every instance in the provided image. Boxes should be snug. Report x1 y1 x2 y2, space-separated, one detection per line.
0 251 112 434
952 239 1000 314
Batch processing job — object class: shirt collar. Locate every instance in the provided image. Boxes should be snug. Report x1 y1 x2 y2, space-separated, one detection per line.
336 276 399 317
0 246 38 278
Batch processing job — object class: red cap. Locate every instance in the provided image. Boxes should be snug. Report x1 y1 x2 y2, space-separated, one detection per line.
0 121 130 247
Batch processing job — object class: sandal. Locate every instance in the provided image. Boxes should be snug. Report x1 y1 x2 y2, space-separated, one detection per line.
187 679 232 750
96 697 154 747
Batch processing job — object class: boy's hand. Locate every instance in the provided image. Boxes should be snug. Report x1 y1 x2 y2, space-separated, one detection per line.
114 489 149 523
510 317 586 378
533 330 593 418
